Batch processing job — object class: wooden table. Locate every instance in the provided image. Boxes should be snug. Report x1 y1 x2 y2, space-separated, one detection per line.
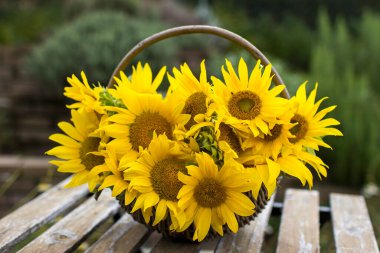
0 177 378 253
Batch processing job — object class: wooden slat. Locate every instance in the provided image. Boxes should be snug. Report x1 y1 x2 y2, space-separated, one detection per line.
330 193 379 253
0 155 50 171
18 189 119 253
215 193 276 253
199 237 220 253
0 155 22 170
276 189 319 253
151 236 220 253
85 213 149 253
141 231 163 253
0 177 88 253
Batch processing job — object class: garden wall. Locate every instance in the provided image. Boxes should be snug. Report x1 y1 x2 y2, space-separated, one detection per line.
0 45 67 155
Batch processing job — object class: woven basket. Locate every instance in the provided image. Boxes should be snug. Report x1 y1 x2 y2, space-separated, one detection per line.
108 25 290 241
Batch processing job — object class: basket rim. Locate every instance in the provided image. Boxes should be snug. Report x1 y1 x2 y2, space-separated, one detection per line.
106 25 290 100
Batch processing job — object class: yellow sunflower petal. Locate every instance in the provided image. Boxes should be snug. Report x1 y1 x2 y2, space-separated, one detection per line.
46 146 79 160
57 163 85 173
153 199 168 226
219 204 238 233
65 171 88 188
49 134 80 148
144 192 160 211
58 122 84 142
195 207 211 241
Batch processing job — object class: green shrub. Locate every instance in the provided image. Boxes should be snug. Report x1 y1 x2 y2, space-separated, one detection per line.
310 11 380 186
357 11 380 95
252 15 314 70
25 11 177 93
0 3 62 45
64 0 139 19
212 4 315 70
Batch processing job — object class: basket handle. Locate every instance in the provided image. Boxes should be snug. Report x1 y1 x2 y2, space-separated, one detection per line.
107 25 290 99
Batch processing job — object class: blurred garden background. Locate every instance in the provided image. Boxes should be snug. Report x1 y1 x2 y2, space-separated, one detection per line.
0 0 379 251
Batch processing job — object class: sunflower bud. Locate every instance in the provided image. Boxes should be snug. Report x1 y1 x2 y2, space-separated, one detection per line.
99 88 126 115
196 126 223 165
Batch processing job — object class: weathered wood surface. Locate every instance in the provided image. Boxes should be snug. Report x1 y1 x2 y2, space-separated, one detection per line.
215 193 275 253
18 189 119 253
276 189 320 253
85 214 149 253
151 238 200 253
0 155 50 171
140 231 163 253
3 180 379 253
330 193 379 253
151 236 220 253
198 237 221 253
0 177 88 253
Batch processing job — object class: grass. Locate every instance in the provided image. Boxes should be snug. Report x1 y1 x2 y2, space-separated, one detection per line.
367 195 380 247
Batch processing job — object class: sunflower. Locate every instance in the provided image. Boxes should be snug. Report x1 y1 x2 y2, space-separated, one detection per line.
65 71 105 114
124 134 191 228
178 119 240 163
104 89 190 155
167 60 213 130
178 113 243 162
238 146 318 193
113 62 166 95
242 110 295 159
177 152 255 241
46 108 107 191
211 58 288 137
273 153 314 188
290 148 328 180
88 143 138 206
248 158 280 199
289 82 343 151
214 116 243 159
235 150 278 199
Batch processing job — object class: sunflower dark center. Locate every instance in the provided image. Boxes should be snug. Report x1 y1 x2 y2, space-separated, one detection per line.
228 91 262 120
219 123 242 154
129 112 173 151
150 158 186 201
194 178 226 208
79 137 104 170
289 114 308 143
182 92 207 129
263 124 283 142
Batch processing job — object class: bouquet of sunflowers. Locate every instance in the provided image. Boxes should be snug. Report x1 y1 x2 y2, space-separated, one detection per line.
47 26 342 242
